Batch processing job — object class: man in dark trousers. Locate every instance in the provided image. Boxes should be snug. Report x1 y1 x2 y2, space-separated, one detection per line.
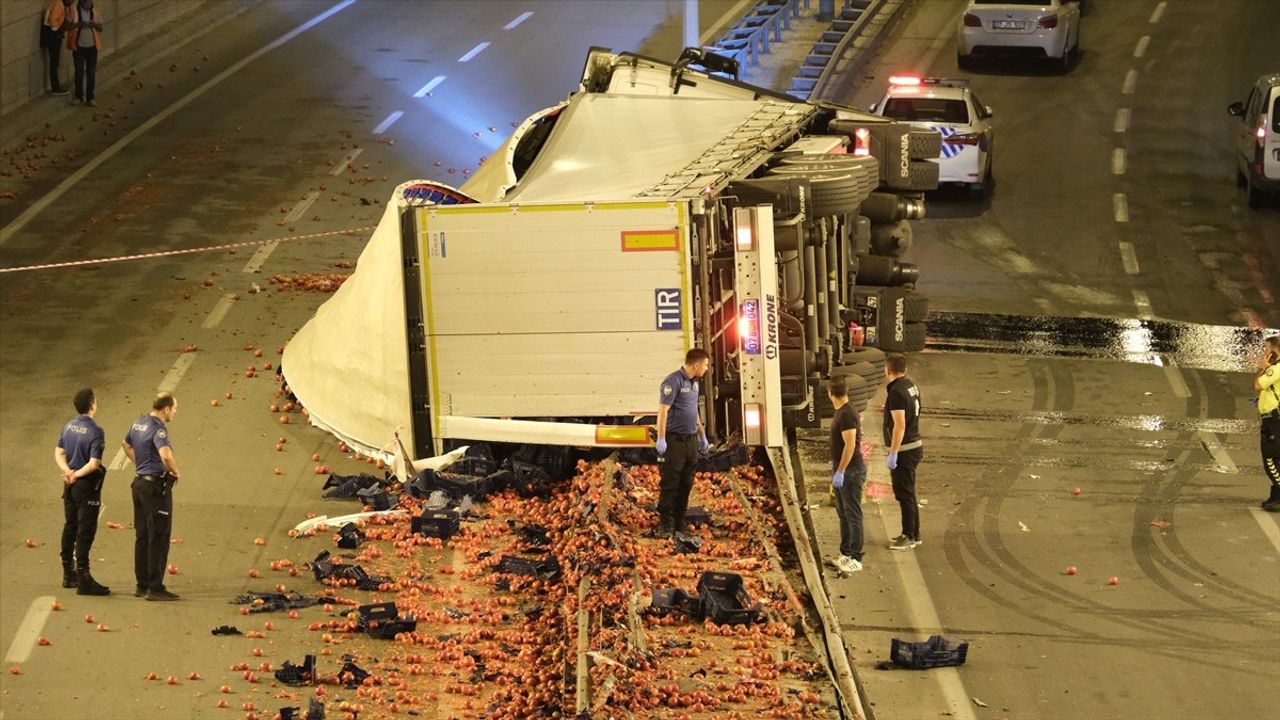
123 392 182 600
828 376 865 573
654 348 711 538
54 387 109 594
883 353 923 550
41 0 73 95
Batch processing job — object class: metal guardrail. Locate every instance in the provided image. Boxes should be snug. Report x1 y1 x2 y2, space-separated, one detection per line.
710 0 812 71
790 0 908 100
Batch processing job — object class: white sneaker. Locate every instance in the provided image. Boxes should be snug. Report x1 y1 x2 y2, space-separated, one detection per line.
835 555 863 573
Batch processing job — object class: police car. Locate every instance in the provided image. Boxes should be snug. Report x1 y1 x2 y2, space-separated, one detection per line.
870 76 994 198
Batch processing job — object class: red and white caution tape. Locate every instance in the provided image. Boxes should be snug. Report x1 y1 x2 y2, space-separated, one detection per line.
0 226 375 274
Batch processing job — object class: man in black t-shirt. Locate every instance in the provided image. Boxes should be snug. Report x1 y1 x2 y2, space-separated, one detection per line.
883 353 923 550
828 376 866 573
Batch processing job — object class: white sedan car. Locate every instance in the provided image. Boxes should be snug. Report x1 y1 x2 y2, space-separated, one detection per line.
871 76 995 197
957 0 1082 71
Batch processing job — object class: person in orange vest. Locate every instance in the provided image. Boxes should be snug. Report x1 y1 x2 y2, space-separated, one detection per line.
65 0 103 107
41 0 74 96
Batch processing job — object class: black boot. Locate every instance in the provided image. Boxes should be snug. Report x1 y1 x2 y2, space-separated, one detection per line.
76 569 110 596
1261 485 1280 512
62 565 76 589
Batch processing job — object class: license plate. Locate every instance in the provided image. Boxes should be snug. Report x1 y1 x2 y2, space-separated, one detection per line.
992 20 1025 29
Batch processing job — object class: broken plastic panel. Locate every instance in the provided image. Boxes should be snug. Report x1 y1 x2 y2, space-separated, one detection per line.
274 654 316 686
496 554 562 581
890 635 969 669
336 522 363 549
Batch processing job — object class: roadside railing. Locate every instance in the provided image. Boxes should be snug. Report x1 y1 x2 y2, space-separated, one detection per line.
789 0 908 100
709 0 811 72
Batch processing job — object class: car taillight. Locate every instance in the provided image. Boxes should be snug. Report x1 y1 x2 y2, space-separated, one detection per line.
853 127 871 156
963 13 981 27
946 133 980 146
1037 15 1058 28
1258 124 1268 146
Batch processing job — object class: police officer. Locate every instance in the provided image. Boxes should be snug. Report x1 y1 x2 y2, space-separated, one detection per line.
54 388 109 595
883 353 923 550
1256 336 1280 512
123 392 182 601
654 348 711 538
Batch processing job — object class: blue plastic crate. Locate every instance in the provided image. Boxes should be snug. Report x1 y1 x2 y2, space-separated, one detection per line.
890 635 969 669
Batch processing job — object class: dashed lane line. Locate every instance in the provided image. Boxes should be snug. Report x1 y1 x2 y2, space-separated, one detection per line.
458 42 490 63
1132 289 1153 319
158 354 197 394
1248 508 1280 554
413 75 446 98
1113 193 1129 222
328 148 363 176
503 11 534 30
240 190 319 273
1111 148 1126 175
201 293 238 329
0 0 357 248
373 111 403 135
1119 241 1140 275
285 191 321 223
3 597 55 664
1114 108 1130 133
108 448 128 471
1133 35 1150 58
242 241 281 274
1122 68 1138 95
1149 1 1167 24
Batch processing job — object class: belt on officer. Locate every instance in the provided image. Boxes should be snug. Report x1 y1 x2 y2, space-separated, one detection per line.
137 473 171 482
668 432 699 440
899 440 923 451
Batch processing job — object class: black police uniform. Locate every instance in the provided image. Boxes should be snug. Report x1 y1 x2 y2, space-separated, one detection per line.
57 414 106 586
830 402 866 560
125 414 176 596
657 368 701 534
884 376 923 542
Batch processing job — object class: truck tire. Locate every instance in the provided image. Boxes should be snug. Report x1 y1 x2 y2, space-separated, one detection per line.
884 160 939 192
843 346 886 375
906 130 942 160
903 293 928 323
904 322 926 352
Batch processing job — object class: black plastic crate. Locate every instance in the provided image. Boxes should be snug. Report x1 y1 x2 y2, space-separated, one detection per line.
411 509 460 539
336 522 363 549
890 635 969 669
416 468 492 499
356 602 417 640
685 506 712 528
696 571 762 625
650 587 703 618
496 554 562 581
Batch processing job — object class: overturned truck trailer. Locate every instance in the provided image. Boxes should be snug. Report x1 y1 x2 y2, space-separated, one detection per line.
282 47 938 463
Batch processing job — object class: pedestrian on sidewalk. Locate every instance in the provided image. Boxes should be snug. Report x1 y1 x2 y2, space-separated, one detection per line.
54 388 110 595
41 0 74 95
1255 335 1280 512
654 348 712 538
828 376 865 573
883 353 923 550
66 0 103 107
123 392 182 601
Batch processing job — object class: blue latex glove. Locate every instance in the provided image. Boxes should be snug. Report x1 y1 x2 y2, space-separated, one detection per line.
886 452 899 471
832 470 844 489
655 438 668 455
698 435 710 456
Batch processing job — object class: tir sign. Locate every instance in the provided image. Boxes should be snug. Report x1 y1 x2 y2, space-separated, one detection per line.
739 299 762 355
655 288 682 330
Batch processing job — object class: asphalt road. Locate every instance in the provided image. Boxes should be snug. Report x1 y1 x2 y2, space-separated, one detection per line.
0 1 1276 719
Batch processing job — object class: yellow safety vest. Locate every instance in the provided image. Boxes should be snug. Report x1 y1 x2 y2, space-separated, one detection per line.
1259 363 1279 416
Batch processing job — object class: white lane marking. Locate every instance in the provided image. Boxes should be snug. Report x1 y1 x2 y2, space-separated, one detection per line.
1198 430 1238 474
1248 508 1280 554
1161 359 1191 399
876 510 977 720
0 0 357 248
1113 193 1129 222
3 597 55 664
1114 108 1130 133
458 42 490 63
201 293 238 329
285 191 321 223
1111 148 1126 175
372 111 403 135
158 353 196 394
329 148 363 176
413 75 446 98
108 448 128 471
1122 69 1138 95
1133 35 1150 58
503 11 533 30
1119 242 1140 275
1149 1 1167 24
242 240 280 273
1132 289 1153 319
